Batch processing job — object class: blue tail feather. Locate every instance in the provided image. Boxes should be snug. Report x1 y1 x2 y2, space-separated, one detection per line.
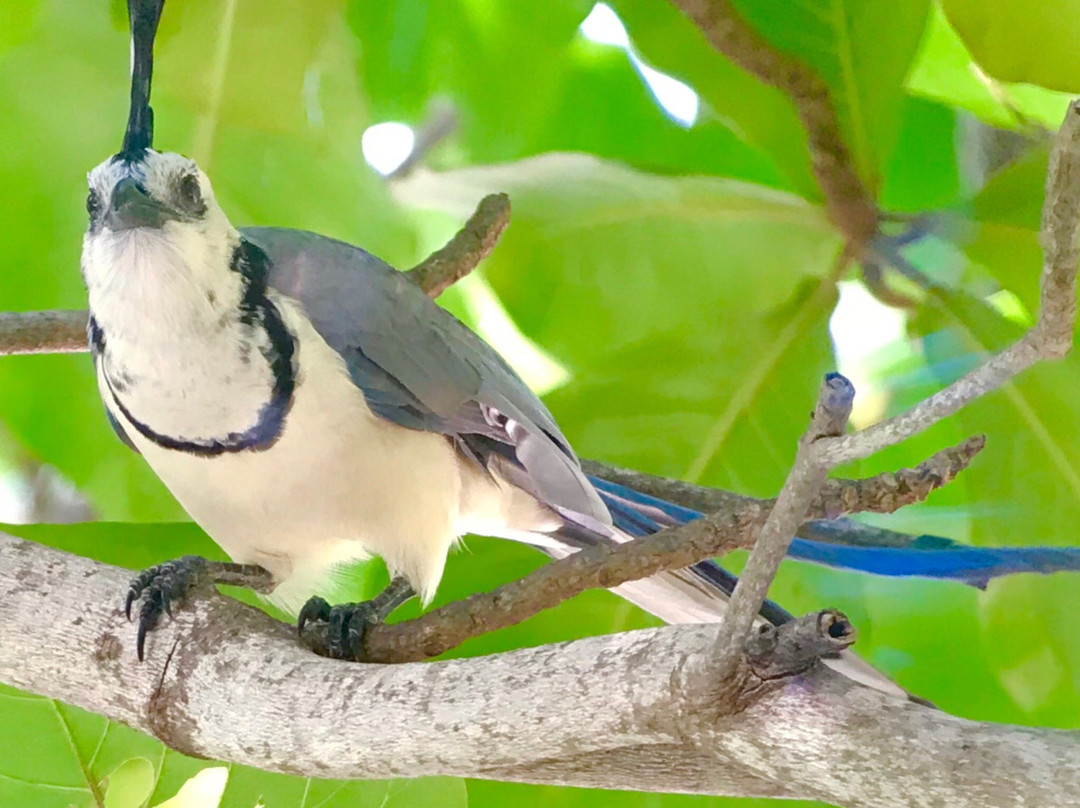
588 475 1080 588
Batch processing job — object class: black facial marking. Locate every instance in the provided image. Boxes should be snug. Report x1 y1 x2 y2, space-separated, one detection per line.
100 239 297 457
87 314 140 453
175 173 206 217
86 190 103 224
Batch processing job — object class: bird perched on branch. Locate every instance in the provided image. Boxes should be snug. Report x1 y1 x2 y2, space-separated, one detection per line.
82 0 1080 697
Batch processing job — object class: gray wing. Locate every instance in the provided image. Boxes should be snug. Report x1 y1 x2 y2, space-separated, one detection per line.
243 226 610 526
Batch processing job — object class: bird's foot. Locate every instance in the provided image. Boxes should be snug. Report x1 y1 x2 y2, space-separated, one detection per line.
124 555 273 661
297 597 381 661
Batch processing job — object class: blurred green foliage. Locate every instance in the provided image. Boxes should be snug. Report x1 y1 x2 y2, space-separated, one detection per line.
1 0 1079 805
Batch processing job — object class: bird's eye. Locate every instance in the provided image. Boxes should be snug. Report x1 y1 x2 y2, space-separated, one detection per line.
86 191 101 220
177 174 204 213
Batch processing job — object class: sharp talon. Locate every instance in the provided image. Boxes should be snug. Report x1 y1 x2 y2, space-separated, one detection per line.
297 596 331 636
296 598 381 660
122 556 210 661
136 621 148 662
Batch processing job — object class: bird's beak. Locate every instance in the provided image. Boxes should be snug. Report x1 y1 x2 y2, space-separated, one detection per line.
106 177 177 231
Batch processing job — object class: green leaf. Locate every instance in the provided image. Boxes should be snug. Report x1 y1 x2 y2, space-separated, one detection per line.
729 0 931 191
610 0 820 197
0 692 164 808
0 0 38 53
879 97 962 213
903 290 1080 721
348 0 590 163
396 153 840 374
959 145 1050 310
469 780 824 808
942 0 1080 93
545 280 839 494
104 757 155 808
907 5 1073 130
350 0 784 184
153 767 227 808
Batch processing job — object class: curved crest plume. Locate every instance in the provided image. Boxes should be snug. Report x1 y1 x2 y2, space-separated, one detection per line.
120 0 166 159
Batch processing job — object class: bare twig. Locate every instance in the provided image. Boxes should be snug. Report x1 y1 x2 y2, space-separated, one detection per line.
385 99 459 181
321 432 974 664
710 373 853 679
581 435 985 520
405 193 512 298
0 310 88 355
815 101 1080 466
666 0 879 250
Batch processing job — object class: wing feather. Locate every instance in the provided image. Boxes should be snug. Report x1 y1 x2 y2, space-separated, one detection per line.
244 226 609 525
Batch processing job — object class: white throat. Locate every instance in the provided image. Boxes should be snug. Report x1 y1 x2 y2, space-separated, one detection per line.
83 224 283 447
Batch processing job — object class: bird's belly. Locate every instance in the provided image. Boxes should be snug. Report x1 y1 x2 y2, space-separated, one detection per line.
113 349 466 609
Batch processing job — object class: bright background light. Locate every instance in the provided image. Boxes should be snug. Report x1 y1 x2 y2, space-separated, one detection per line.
361 121 416 176
580 3 699 127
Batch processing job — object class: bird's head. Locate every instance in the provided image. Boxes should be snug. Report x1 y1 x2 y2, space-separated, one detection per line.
85 149 226 235
82 150 239 297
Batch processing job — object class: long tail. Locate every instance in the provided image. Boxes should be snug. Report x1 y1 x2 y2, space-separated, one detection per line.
545 475 1080 701
588 476 1080 587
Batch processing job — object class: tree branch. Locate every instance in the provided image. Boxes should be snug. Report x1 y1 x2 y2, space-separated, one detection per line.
405 192 511 298
582 436 985 523
709 373 852 680
3 534 1079 806
0 192 512 357
0 309 88 355
815 100 1080 466
666 0 879 250
308 436 978 664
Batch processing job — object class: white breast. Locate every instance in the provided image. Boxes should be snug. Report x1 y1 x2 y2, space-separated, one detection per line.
102 295 559 613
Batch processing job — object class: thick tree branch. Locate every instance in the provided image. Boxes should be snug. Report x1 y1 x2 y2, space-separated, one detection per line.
666 0 879 250
3 534 1079 807
309 436 979 664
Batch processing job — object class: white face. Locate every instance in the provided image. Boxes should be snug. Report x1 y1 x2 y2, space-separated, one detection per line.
85 150 220 233
82 150 238 301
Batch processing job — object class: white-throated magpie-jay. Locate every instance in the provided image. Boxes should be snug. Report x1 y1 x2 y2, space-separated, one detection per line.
84 0 1080 697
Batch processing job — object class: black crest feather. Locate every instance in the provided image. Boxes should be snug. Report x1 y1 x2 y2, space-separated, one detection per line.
120 0 165 160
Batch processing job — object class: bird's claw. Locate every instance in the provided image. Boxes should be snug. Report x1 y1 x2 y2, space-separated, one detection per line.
124 555 209 661
297 597 380 660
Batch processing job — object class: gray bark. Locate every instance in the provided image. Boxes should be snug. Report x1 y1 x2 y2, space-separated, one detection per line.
2 532 1077 807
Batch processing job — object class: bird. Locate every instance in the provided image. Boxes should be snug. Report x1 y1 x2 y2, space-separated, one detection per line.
85 0 1080 696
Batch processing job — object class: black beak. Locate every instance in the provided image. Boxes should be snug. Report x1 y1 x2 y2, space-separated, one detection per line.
107 177 176 231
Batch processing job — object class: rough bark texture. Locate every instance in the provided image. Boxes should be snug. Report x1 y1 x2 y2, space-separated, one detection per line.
2 534 1078 806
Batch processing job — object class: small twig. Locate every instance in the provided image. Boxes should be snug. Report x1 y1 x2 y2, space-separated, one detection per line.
386 99 459 181
815 101 1080 466
667 0 879 251
0 310 88 355
405 193 512 298
710 373 853 679
322 429 971 664
581 434 985 523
